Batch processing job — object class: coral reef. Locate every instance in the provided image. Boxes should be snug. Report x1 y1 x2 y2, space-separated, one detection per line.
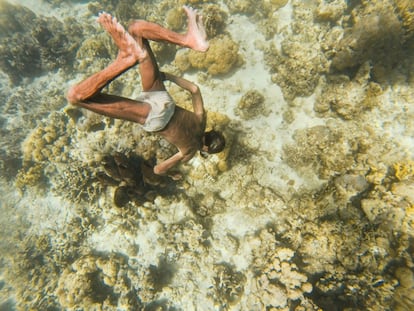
2 216 92 310
283 122 354 179
1 1 414 311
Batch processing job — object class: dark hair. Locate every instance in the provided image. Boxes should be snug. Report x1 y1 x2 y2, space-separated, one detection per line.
204 130 225 154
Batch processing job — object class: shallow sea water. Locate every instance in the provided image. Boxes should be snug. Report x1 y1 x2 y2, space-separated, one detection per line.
1 0 414 310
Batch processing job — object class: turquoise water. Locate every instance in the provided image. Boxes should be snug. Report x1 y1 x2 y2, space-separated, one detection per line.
1 0 414 310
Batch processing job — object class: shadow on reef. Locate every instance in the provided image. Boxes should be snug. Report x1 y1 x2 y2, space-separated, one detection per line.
96 152 179 208
148 255 178 292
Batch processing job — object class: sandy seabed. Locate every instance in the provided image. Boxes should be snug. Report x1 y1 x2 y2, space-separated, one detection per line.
0 0 414 310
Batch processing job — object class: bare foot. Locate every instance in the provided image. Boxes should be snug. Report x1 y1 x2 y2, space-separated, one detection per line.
183 5 209 52
97 12 146 64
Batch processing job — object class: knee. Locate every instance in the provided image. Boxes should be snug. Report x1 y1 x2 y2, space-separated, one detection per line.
128 19 146 37
66 85 81 105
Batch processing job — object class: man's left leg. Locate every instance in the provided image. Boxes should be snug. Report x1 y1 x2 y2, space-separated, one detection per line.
67 13 150 124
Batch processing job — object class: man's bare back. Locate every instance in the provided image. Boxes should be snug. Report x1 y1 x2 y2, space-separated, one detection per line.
67 6 225 178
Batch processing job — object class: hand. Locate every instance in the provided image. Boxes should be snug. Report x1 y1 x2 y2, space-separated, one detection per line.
168 171 183 181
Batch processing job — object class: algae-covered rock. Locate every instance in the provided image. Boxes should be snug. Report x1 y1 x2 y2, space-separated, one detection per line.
315 0 347 22
394 266 414 311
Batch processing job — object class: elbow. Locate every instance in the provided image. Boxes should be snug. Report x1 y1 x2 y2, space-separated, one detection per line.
190 85 200 95
153 165 166 176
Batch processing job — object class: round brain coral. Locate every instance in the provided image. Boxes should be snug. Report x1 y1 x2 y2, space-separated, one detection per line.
187 34 243 75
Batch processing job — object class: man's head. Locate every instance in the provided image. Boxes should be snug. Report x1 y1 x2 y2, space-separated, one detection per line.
201 130 225 157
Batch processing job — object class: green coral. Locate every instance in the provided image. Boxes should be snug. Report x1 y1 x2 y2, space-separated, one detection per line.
166 7 185 30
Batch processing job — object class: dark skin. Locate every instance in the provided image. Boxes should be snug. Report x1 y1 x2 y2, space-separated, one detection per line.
66 8 210 178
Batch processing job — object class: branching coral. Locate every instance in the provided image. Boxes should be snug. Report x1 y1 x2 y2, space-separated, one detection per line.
247 229 315 310
56 254 142 310
17 111 73 190
393 160 414 181
51 161 102 203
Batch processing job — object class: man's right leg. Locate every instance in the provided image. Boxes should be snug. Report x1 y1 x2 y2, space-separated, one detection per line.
127 6 209 92
128 6 209 52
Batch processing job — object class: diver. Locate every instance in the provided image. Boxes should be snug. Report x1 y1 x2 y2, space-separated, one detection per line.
67 6 225 180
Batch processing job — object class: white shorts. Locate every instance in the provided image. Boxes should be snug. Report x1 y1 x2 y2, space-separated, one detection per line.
137 91 175 132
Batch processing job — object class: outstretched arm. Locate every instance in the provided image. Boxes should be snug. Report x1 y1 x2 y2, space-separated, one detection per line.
162 72 205 121
154 151 185 179
154 148 197 178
